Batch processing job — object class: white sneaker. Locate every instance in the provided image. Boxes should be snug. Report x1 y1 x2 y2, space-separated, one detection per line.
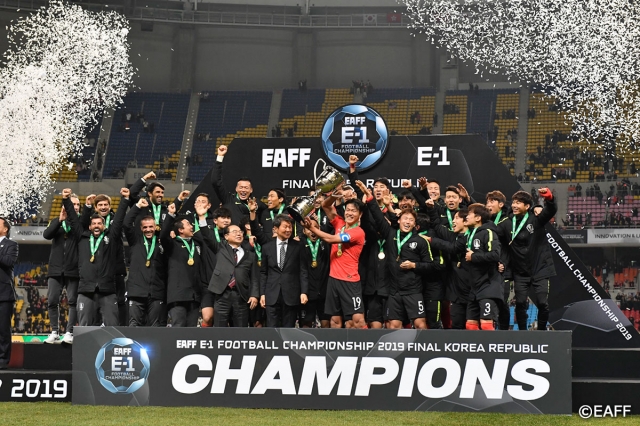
62 332 73 344
44 331 59 344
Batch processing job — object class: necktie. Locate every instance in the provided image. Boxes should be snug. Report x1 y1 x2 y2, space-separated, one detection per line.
228 248 238 289
279 242 286 270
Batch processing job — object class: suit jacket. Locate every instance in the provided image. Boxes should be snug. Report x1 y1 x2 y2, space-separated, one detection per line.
260 238 308 306
201 228 259 302
0 238 18 302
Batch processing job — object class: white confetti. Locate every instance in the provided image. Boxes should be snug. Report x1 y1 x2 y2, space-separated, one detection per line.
404 0 640 151
0 1 133 218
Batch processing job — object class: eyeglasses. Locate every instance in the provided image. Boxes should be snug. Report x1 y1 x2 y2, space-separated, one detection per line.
228 230 243 235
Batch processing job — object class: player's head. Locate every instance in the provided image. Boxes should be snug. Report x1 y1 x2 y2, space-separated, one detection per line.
486 190 506 215
511 190 533 216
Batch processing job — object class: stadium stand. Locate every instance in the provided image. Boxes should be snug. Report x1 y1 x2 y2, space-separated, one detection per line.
442 91 467 134
277 88 352 138
188 90 272 183
364 88 436 135
104 92 190 180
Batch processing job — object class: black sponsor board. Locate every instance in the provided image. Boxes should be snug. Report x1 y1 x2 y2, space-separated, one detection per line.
182 135 639 348
0 371 71 402
73 327 571 414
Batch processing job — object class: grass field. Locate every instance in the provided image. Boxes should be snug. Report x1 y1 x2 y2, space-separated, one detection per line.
1 402 636 425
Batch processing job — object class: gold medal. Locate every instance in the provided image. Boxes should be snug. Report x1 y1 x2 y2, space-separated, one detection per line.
156 225 161 232
146 260 150 268
457 261 461 268
311 260 318 268
257 260 262 267
378 252 385 260
336 249 343 257
187 258 194 266
90 255 95 263
396 256 400 262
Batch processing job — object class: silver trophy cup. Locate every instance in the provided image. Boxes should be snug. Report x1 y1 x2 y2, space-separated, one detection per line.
287 159 345 222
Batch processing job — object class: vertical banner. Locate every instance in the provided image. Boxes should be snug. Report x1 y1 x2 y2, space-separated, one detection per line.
183 134 639 348
73 327 571 414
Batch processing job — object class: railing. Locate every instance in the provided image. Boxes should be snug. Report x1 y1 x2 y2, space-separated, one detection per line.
0 0 409 29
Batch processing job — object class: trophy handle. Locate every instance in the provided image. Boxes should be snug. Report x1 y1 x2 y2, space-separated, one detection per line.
313 158 326 182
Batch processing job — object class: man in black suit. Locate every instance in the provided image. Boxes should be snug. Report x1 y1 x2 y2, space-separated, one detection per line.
0 217 18 369
204 224 259 327
259 215 308 327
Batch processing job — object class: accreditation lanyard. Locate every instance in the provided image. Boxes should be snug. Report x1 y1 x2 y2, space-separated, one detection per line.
493 210 502 225
511 212 529 243
254 241 262 264
89 233 105 262
214 227 221 243
194 213 208 232
177 237 195 265
466 227 479 250
396 229 413 262
269 204 285 220
143 235 156 267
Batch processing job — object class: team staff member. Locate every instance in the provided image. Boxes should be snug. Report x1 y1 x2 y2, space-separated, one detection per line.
189 194 216 327
485 190 513 330
240 216 266 327
299 215 331 328
212 145 266 225
123 198 167 327
63 188 128 326
258 215 308 327
128 171 188 230
161 204 204 327
360 182 439 330
463 204 503 330
416 213 447 329
0 218 18 369
302 192 367 329
510 188 557 331
202 224 260 327
43 194 83 344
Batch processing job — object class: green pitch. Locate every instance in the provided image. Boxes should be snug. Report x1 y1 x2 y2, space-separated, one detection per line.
1 402 637 425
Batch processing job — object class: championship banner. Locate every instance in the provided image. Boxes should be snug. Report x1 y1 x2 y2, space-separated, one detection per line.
73 327 572 414
587 229 640 245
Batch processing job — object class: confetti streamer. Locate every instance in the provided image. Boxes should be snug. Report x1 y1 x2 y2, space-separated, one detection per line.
0 1 133 218
404 0 640 152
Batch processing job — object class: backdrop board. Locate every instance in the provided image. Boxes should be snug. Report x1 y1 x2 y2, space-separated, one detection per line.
183 135 639 348
73 327 572 414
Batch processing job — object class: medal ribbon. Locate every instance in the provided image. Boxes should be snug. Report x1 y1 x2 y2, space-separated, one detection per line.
194 212 208 232
269 204 285 221
466 227 479 250
89 233 105 260
396 229 413 257
61 220 70 233
446 209 454 230
493 210 502 225
511 212 529 241
377 239 385 254
176 236 195 261
144 235 157 263
214 227 221 243
254 241 262 263
152 203 162 226
308 238 320 262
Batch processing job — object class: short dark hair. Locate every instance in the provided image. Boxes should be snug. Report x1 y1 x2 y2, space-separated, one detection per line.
139 215 155 224
147 182 165 193
455 208 469 221
373 177 390 189
427 179 440 187
94 194 111 207
90 213 105 224
195 193 210 202
213 207 232 220
398 209 417 221
343 199 364 212
512 190 533 207
486 190 507 205
0 217 11 235
173 215 189 234
273 214 293 229
269 188 286 201
416 213 430 231
237 177 252 185
468 203 491 223
397 190 415 201
445 185 460 196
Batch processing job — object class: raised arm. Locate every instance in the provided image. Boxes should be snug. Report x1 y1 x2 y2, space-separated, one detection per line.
211 145 232 205
109 187 130 239
347 155 364 200
43 218 61 240
129 171 155 205
159 204 176 253
534 188 557 227
173 190 189 213
124 199 147 245
62 189 83 239
79 194 96 230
